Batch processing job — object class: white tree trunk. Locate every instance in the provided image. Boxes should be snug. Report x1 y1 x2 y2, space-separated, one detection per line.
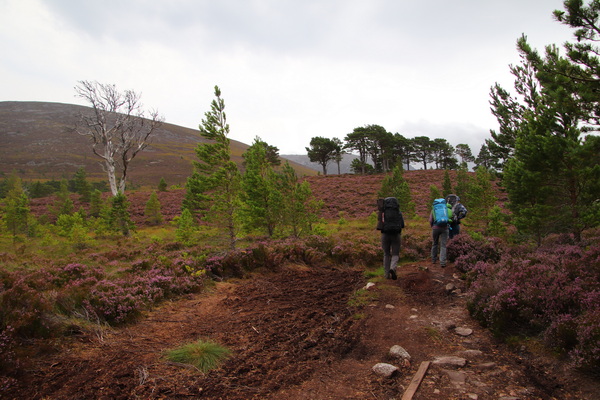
75 80 163 196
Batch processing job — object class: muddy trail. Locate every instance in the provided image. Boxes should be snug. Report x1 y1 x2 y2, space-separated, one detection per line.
3 262 598 400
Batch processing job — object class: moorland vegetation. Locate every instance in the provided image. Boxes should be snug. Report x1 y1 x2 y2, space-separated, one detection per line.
1 1 600 394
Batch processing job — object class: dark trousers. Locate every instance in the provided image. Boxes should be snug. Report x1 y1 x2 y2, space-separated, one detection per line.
381 232 401 278
449 222 460 239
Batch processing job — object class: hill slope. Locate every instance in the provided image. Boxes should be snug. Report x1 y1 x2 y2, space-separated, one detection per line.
0 101 316 187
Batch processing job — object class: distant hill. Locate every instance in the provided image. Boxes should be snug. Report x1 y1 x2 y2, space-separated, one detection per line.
282 154 414 174
0 101 316 187
281 154 363 175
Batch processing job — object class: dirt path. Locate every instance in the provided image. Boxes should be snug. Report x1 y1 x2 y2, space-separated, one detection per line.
4 262 598 399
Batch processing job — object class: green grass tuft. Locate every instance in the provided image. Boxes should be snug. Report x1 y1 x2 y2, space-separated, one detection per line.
347 288 378 307
165 339 231 372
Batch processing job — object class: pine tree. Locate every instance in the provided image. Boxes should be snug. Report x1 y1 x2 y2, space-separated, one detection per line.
240 138 283 236
89 189 103 218
429 185 442 206
175 208 197 245
486 205 507 237
158 177 168 192
378 164 415 217
3 174 31 238
279 162 322 237
442 170 452 197
183 86 241 249
467 166 497 220
498 31 600 242
52 179 74 217
72 167 91 203
107 192 134 236
144 191 163 226
453 166 470 205
475 144 495 170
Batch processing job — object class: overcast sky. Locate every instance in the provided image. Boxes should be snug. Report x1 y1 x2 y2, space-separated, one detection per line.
1 0 575 155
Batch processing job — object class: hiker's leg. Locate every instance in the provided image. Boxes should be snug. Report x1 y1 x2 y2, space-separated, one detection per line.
381 233 392 277
390 233 401 272
453 223 460 236
431 229 439 262
440 228 449 266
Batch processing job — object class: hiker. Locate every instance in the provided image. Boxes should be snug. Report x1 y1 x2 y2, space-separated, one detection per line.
377 197 405 280
446 194 467 239
430 198 449 268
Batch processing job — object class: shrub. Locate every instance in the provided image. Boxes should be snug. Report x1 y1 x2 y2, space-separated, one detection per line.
52 263 105 287
82 266 206 325
447 234 504 273
466 241 600 370
332 239 380 266
400 233 430 261
0 326 17 373
0 277 55 338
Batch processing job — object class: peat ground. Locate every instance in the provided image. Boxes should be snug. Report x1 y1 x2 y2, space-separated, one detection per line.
3 260 598 400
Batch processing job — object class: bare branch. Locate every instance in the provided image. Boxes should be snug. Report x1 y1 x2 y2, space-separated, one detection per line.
74 80 164 195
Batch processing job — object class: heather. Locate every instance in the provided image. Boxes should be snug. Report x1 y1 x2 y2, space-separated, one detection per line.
2 170 600 376
449 232 600 370
0 225 389 362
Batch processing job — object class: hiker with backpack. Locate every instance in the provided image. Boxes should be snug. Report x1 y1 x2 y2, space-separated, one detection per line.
446 194 467 239
377 197 405 280
430 198 451 268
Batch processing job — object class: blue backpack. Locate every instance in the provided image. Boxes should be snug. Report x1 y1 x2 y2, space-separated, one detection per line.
432 198 449 226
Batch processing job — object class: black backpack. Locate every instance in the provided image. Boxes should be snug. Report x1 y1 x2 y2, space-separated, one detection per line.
446 194 467 222
377 197 405 233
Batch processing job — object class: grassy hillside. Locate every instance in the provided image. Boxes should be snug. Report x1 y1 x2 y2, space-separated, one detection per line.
0 101 316 188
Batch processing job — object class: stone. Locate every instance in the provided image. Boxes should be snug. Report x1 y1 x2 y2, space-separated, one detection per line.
389 345 411 360
461 349 483 358
444 369 466 385
474 362 497 370
455 327 473 336
372 363 399 378
432 356 467 367
364 282 376 290
385 304 395 309
445 283 456 292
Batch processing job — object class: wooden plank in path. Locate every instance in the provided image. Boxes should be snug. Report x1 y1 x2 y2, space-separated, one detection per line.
401 361 431 400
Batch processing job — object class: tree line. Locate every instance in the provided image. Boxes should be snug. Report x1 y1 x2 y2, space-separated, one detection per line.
305 126 493 175
4 0 599 246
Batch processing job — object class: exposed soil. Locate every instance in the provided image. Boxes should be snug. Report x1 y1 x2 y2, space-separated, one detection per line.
3 261 598 400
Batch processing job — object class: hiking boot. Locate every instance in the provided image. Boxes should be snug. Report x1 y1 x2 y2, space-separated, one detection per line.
390 269 397 280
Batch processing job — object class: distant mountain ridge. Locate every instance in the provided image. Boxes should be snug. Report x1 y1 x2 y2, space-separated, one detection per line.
281 154 362 175
0 101 316 187
282 154 414 174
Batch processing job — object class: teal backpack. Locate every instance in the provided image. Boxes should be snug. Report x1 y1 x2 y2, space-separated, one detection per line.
432 198 449 226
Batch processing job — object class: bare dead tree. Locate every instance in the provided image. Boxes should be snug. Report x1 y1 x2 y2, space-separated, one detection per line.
74 80 164 195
